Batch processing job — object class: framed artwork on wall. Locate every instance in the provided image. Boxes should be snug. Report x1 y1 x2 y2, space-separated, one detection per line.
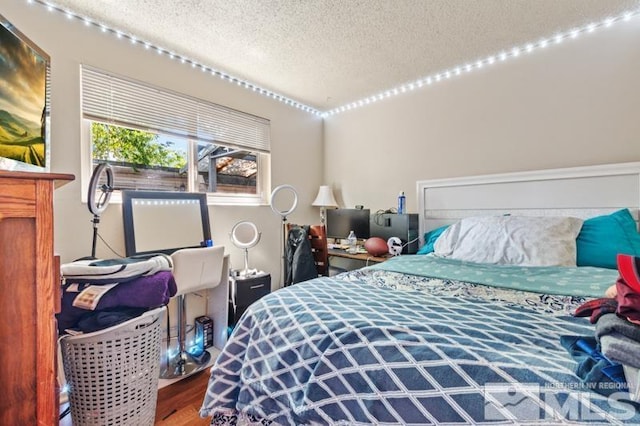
0 13 50 172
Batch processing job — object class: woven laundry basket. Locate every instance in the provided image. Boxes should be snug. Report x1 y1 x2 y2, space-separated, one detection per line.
60 307 165 426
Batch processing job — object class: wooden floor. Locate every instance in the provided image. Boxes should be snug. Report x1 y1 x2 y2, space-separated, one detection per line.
155 370 210 425
59 370 211 425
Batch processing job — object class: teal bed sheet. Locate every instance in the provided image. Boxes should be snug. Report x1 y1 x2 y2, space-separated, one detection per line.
368 254 619 297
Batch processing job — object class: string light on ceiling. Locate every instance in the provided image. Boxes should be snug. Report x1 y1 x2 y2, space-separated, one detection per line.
26 0 323 116
25 0 640 119
324 9 640 117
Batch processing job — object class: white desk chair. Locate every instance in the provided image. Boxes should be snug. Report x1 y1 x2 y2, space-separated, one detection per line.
161 245 225 379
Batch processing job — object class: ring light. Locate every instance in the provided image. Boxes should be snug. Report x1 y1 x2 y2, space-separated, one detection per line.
87 162 114 216
270 184 298 218
270 184 298 287
86 163 114 259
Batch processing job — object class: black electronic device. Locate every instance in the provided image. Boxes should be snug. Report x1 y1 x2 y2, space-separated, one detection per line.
195 315 213 350
122 190 211 256
326 208 371 240
370 213 419 254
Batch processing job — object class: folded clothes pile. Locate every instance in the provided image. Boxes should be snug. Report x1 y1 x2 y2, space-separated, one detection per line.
57 255 176 334
559 335 626 396
568 254 640 398
596 313 640 369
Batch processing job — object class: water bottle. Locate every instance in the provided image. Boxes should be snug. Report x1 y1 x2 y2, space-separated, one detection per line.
347 230 357 254
398 191 406 214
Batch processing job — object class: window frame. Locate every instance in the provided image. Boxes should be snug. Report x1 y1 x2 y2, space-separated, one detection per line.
81 119 270 206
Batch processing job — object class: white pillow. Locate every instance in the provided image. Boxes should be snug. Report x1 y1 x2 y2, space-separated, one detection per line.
433 215 584 267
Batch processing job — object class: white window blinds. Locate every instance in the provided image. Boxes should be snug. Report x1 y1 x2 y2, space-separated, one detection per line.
81 66 270 152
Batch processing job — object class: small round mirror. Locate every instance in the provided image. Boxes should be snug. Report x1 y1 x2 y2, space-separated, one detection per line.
230 221 260 249
230 221 261 276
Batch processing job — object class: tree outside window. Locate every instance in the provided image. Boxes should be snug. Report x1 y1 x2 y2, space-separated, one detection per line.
91 122 257 194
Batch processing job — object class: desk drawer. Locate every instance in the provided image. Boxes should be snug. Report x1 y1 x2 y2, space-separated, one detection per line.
235 275 271 307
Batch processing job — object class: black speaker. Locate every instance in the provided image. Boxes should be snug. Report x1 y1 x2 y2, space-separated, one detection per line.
370 213 419 254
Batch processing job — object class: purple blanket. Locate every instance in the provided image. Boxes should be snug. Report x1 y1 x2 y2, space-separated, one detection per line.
57 271 176 333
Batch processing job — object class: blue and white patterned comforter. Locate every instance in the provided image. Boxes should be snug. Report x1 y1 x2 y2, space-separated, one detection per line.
201 267 638 425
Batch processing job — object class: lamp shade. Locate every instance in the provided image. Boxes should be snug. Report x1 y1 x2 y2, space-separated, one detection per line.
312 185 338 207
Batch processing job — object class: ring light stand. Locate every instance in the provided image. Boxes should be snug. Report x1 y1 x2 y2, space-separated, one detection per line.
87 163 114 259
270 184 298 285
230 221 261 277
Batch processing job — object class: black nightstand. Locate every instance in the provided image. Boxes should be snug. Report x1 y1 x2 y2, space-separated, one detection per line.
228 273 271 330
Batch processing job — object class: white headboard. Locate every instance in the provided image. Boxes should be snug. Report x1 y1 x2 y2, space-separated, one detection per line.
416 162 640 245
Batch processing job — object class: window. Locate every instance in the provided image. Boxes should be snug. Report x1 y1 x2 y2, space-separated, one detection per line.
81 66 270 204
88 122 262 195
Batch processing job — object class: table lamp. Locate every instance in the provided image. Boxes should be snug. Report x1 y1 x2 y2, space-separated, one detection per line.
312 185 338 225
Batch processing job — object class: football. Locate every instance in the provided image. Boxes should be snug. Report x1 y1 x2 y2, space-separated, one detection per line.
364 237 388 256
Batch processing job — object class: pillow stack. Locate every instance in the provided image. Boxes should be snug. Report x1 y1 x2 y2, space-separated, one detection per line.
418 209 640 269
432 215 584 267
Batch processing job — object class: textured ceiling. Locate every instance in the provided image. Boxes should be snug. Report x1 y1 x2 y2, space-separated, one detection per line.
48 0 640 110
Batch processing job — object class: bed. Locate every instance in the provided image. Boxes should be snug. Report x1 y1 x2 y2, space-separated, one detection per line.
201 162 640 425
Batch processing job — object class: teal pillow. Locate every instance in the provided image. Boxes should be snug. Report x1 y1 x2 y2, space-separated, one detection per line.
417 225 449 255
576 209 640 269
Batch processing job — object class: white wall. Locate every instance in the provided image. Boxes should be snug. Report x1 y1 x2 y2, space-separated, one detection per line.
324 20 640 214
3 1 323 288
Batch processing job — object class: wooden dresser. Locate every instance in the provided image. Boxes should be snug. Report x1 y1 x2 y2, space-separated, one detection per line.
0 170 74 426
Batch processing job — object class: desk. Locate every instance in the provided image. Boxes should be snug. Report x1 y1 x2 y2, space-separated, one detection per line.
328 248 390 265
